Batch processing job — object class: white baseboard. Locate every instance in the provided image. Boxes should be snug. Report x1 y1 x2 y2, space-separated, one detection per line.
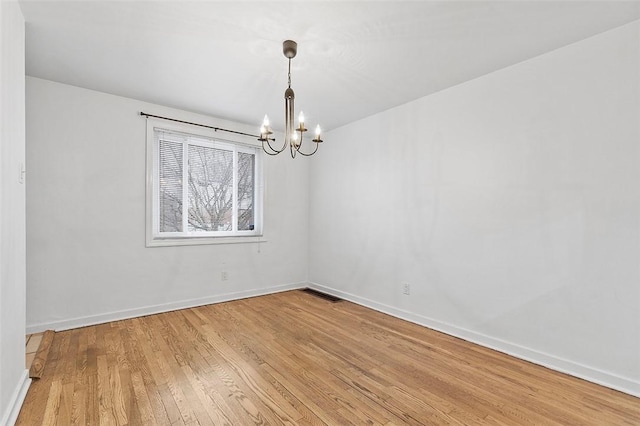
1 370 31 426
307 282 640 398
26 282 305 334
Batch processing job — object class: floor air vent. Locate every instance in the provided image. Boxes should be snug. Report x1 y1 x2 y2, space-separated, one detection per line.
302 288 343 303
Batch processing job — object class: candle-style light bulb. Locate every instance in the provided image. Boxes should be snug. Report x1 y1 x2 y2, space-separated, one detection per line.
260 125 266 135
315 124 321 137
298 111 305 127
263 115 270 127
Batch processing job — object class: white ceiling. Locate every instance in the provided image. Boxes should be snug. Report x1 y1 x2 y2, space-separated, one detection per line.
19 1 640 132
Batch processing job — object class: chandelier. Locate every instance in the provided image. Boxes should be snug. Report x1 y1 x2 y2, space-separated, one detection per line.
259 40 323 158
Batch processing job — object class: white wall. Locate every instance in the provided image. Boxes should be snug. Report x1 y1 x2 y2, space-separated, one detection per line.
309 21 640 396
26 77 309 332
0 1 29 425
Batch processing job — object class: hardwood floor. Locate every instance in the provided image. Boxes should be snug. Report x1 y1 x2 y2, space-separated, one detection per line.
17 290 640 425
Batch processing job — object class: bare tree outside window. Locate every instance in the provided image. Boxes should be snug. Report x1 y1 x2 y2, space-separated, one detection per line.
188 145 233 232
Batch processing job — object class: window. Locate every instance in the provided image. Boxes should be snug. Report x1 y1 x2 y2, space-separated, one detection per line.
146 120 263 246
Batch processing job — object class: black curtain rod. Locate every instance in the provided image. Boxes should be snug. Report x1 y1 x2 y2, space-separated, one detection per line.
139 111 260 139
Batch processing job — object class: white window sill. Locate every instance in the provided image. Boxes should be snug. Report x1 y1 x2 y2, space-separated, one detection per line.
146 235 267 248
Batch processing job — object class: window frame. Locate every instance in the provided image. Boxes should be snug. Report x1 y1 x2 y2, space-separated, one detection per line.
145 118 265 247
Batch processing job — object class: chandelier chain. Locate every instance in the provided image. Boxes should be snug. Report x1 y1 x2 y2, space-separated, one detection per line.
287 58 292 88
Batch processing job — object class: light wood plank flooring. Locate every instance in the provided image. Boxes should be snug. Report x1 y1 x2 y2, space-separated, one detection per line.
17 290 640 425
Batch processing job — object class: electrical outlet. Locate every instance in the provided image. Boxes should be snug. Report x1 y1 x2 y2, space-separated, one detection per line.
402 282 410 295
221 271 228 281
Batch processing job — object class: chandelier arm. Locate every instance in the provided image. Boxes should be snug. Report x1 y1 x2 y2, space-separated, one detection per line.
262 148 281 156
264 136 286 154
293 141 320 157
262 139 285 156
295 128 304 151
